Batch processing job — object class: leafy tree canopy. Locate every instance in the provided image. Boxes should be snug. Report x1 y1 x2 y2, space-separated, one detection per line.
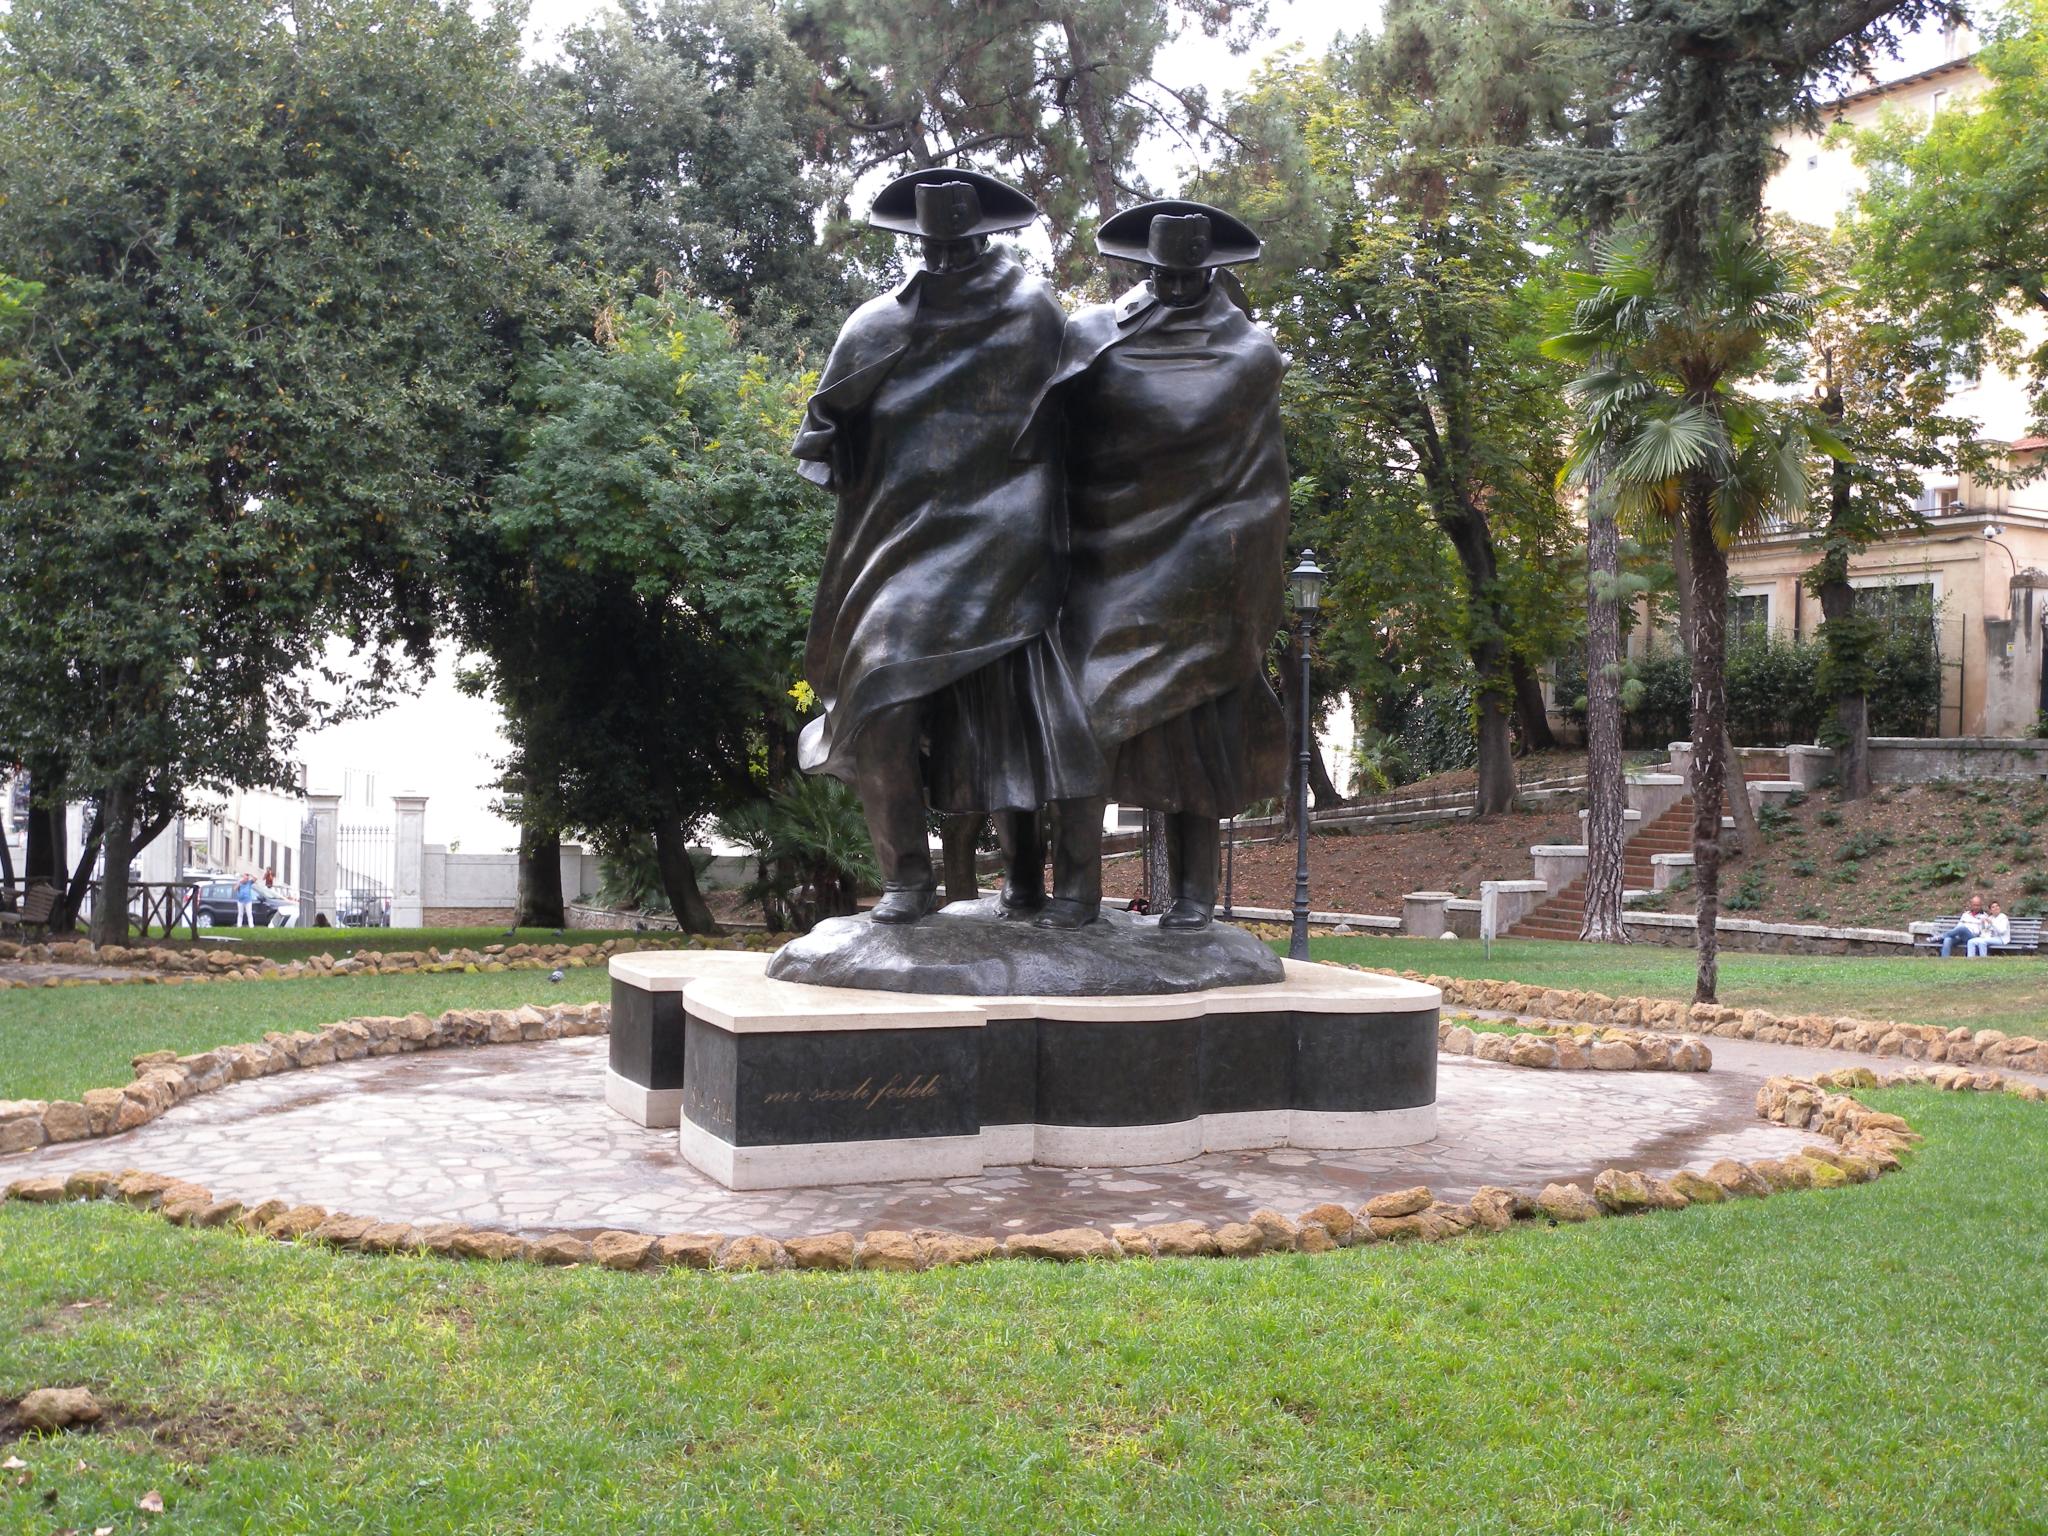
790 0 1271 285
0 0 587 935
1847 0 2048 434
476 294 826 928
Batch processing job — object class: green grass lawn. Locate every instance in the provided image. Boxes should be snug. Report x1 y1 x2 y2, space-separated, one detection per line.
115 925 679 963
1312 934 2048 1035
0 970 610 1103
0 1086 2041 1532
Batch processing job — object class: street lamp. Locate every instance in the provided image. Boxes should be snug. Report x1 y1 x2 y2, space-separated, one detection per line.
1287 550 1325 962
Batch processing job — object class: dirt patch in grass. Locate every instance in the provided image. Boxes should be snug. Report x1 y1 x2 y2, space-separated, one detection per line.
1637 778 2048 931
0 1396 320 1460
1105 805 1583 915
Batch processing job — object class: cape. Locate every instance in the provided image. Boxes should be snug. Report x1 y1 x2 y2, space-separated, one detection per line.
790 245 1070 781
1046 280 1292 777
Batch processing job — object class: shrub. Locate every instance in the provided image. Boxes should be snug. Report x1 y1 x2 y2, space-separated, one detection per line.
1837 829 1893 862
1725 867 1769 911
1550 624 1941 747
1913 859 1972 888
1396 684 1480 778
1791 859 1817 877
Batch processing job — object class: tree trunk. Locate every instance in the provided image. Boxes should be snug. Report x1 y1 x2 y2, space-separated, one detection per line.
24 764 61 885
1816 464 1871 800
1685 497 1729 1003
1580 471 1631 942
1671 524 1755 856
1511 656 1558 751
91 777 137 947
1474 672 1516 816
651 819 717 935
516 820 565 929
1058 12 1121 226
0 812 14 905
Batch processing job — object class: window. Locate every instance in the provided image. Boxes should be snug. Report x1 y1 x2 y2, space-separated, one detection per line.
1728 592 1770 646
1854 581 1937 639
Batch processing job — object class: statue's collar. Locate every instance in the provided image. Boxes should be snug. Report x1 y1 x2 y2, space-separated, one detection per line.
895 244 1011 307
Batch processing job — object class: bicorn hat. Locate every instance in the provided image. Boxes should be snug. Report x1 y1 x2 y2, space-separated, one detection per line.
1096 199 1262 270
868 167 1040 238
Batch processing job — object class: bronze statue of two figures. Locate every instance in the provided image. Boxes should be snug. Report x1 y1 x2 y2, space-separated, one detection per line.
792 168 1290 936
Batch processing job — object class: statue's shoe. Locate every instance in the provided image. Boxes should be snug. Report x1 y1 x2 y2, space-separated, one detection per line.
1159 899 1213 930
869 885 937 925
996 882 1045 920
1032 896 1100 931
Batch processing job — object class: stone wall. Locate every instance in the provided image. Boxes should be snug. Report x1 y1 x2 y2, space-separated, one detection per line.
424 906 516 927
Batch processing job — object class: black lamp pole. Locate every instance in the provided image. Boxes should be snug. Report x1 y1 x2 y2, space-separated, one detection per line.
1287 551 1325 962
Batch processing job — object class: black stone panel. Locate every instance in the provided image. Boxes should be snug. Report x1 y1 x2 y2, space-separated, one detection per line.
1292 1008 1438 1112
609 980 688 1090
676 999 1440 1149
1035 1018 1201 1127
979 1016 1038 1127
685 1013 983 1147
1198 1012 1294 1114
680 1013 738 1141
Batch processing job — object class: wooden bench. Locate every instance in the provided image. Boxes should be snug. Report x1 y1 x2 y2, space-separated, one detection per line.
1911 915 2043 956
0 882 61 940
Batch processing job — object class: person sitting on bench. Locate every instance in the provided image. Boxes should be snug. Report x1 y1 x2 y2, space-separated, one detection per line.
1938 895 1987 957
1967 899 2011 958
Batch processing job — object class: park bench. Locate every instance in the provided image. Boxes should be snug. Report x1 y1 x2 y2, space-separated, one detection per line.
1910 914 2044 956
0 881 61 941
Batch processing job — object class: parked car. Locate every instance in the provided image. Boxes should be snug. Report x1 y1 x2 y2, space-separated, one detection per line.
338 890 391 928
186 880 283 928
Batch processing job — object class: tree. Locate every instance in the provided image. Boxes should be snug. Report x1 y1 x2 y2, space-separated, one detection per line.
1847 0 2048 432
536 0 852 358
1548 228 1837 1000
479 296 826 933
0 0 583 942
790 0 1270 284
1209 45 1578 816
1774 222 1963 798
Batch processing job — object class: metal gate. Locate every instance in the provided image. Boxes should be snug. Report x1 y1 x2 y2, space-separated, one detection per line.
335 821 394 928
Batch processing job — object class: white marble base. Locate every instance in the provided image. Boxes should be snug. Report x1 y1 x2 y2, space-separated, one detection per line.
680 1120 986 1191
604 1067 684 1130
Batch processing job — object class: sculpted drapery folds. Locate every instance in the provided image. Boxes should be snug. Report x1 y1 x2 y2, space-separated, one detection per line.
791 170 1104 924
790 181 1287 934
1034 201 1291 930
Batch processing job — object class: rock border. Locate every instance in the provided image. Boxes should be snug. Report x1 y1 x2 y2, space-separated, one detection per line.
1437 1014 1711 1071
0 1003 612 1153
10 1051 2036 1270
1380 969 2048 1075
0 934 764 990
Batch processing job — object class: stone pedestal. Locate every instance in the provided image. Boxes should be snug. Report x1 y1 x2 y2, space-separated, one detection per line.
608 951 1440 1190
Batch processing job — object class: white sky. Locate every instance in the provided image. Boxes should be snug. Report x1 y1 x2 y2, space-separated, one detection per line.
312 0 1957 852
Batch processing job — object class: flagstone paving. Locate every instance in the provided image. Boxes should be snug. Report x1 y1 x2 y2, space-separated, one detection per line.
11 1036 1833 1238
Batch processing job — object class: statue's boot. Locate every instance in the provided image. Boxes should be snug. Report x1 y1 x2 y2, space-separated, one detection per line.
855 704 937 925
995 809 1045 918
1036 797 1105 930
1160 811 1219 930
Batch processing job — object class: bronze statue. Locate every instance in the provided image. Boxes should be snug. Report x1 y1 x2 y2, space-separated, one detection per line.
791 169 1104 924
1032 200 1291 929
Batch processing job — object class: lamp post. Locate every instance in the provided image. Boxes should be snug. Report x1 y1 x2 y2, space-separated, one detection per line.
1287 550 1326 962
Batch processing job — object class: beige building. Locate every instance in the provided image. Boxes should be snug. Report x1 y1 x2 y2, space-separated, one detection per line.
1725 34 2048 736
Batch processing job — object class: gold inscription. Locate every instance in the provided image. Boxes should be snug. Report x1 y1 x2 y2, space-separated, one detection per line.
761 1074 946 1112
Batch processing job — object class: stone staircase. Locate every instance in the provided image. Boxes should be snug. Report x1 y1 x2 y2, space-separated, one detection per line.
1509 798 1696 940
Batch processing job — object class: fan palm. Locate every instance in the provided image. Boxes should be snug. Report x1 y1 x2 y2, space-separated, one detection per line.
1545 226 1844 1002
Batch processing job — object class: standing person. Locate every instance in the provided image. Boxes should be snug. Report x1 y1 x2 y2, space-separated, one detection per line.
1938 894 1987 957
233 872 256 928
1031 200 1291 930
1967 899 2010 958
792 168 1103 924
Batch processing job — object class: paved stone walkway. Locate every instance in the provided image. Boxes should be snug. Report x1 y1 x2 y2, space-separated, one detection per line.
12 1037 1830 1238
1 961 166 985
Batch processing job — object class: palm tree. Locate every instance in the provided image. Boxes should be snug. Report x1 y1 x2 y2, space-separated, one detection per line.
1546 227 1841 1002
